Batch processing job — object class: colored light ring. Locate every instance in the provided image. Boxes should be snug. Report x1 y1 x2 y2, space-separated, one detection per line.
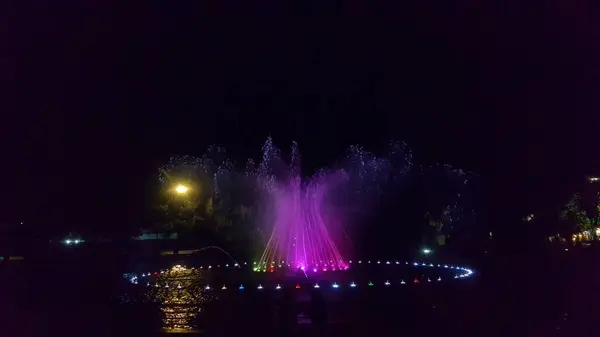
126 260 412 276
125 261 474 285
409 262 474 279
252 262 349 273
132 278 458 289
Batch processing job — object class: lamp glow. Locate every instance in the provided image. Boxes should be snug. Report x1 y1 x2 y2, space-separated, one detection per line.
175 184 189 194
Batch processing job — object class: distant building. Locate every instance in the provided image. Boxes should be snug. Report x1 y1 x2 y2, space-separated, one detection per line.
134 231 178 241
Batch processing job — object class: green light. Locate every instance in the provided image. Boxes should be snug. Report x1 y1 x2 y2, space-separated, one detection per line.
368 281 374 287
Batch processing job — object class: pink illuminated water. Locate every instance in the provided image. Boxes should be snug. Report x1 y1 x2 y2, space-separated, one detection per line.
257 175 349 272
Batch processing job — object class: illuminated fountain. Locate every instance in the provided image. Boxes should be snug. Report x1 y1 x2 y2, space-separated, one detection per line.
120 138 481 332
256 173 349 272
253 139 411 274
157 138 412 276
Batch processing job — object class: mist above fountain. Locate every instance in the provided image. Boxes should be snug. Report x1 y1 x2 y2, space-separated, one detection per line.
158 137 412 273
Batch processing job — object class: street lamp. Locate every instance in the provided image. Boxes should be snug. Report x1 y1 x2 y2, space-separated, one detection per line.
422 248 432 255
174 184 189 194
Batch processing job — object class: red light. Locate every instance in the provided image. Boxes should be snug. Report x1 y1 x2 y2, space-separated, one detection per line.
269 268 274 273
413 279 419 284
154 272 158 275
295 284 301 289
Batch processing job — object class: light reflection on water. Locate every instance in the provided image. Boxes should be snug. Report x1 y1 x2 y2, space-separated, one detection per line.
143 266 215 332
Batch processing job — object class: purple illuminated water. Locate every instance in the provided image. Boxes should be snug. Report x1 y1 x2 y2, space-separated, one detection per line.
254 139 411 273
257 174 349 272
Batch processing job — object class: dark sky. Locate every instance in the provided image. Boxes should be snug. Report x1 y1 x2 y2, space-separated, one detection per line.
2 0 600 234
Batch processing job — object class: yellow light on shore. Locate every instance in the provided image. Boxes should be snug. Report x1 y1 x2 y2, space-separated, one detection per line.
175 184 189 194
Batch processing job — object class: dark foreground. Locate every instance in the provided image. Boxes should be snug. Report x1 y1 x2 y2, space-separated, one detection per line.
0 245 597 337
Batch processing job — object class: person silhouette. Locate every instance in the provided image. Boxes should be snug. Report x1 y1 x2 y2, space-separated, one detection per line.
279 287 296 336
310 288 327 335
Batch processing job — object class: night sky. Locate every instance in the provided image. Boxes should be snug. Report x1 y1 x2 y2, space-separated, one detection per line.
2 0 600 236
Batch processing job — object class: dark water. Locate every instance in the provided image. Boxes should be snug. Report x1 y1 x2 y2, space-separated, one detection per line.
118 264 475 334
1 245 597 337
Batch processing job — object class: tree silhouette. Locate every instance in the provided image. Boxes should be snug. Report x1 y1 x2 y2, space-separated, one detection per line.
559 193 592 236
